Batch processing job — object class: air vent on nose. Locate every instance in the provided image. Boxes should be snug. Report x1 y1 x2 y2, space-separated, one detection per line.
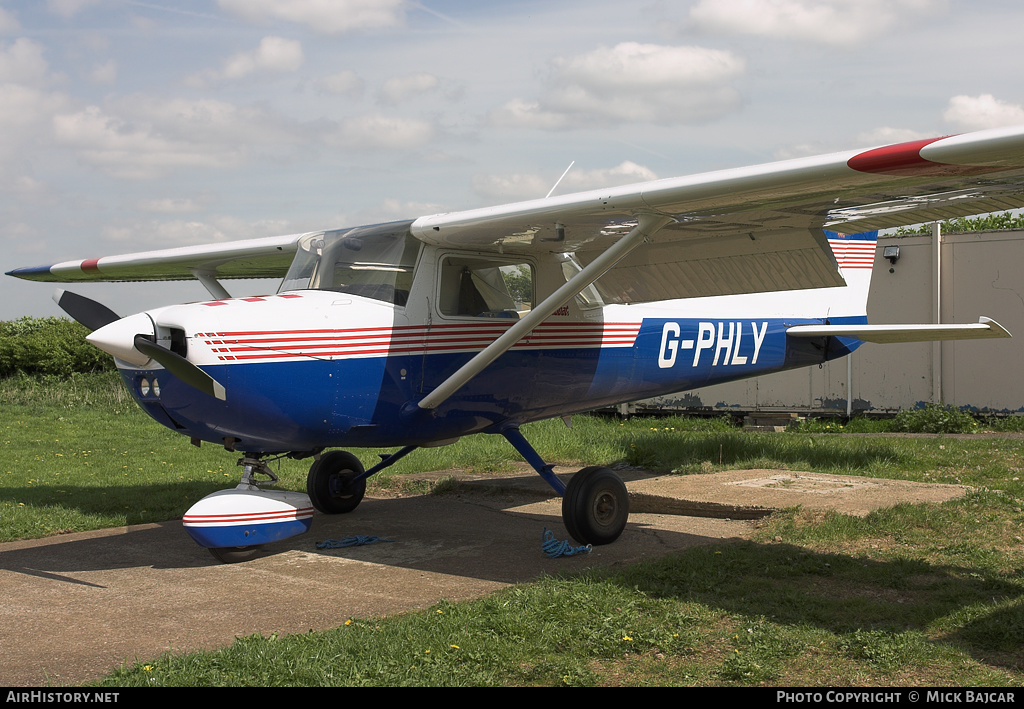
170 328 188 357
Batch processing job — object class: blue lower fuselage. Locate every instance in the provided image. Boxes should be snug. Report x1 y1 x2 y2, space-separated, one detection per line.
121 315 864 454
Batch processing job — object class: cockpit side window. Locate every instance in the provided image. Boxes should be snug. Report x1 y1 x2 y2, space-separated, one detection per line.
438 256 533 319
279 224 420 306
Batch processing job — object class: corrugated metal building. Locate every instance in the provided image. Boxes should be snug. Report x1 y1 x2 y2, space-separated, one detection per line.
631 227 1024 416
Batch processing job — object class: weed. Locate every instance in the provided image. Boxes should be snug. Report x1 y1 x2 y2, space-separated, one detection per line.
892 403 979 434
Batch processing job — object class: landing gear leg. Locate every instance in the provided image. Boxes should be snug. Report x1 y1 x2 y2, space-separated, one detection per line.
500 425 629 546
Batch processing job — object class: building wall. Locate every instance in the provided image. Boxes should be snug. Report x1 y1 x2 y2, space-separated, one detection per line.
632 228 1024 415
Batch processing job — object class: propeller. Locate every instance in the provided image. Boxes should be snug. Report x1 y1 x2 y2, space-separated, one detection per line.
133 335 226 401
53 289 120 331
53 288 226 401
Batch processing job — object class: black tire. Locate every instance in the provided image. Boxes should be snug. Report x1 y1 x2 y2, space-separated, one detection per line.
562 466 629 546
307 450 366 514
208 546 262 564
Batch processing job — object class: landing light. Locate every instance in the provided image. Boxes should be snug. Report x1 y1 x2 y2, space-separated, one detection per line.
138 377 160 398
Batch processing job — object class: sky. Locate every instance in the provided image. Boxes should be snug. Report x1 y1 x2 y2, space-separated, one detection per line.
2 0 1023 320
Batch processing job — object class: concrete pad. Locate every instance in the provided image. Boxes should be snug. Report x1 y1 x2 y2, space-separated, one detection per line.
626 468 972 519
0 466 970 687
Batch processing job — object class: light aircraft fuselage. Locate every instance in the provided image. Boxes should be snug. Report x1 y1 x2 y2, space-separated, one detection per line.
107 230 869 454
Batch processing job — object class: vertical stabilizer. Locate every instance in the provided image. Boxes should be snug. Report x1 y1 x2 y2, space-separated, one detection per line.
824 230 878 318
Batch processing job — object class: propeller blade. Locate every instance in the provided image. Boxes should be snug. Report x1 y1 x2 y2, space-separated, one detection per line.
133 334 227 401
53 289 120 331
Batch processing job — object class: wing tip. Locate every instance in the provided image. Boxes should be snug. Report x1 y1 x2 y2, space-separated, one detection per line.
979 316 1012 338
6 264 56 280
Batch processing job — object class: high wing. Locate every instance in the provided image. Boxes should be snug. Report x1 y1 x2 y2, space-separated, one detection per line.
410 126 1024 304
6 233 302 283
9 126 1024 305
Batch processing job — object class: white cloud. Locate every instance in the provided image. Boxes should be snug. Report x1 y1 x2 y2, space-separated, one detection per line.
325 113 436 150
472 172 550 202
317 70 364 97
943 94 1024 131
222 36 304 79
372 198 446 221
0 38 52 85
188 36 304 86
0 6 20 33
51 97 305 179
560 161 658 190
52 105 240 179
101 215 295 248
490 43 745 129
687 0 941 46
379 73 438 104
46 0 103 20
89 59 116 85
474 161 659 202
0 83 69 165
855 127 933 146
217 0 409 35
489 98 575 131
138 197 205 214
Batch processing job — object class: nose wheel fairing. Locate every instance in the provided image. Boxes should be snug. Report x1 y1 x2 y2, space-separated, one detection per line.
182 486 314 551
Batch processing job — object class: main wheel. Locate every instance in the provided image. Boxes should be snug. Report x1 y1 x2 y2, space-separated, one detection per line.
562 466 629 546
307 450 366 514
208 545 262 564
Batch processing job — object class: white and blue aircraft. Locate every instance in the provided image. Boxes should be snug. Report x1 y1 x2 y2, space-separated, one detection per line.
8 126 1024 562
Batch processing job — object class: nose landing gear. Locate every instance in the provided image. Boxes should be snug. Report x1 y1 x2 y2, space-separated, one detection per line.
184 456 314 564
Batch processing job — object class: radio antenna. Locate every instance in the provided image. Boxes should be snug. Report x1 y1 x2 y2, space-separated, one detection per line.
545 161 575 199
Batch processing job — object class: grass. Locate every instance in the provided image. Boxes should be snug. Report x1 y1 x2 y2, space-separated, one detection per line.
3 373 1024 686
96 516 1024 686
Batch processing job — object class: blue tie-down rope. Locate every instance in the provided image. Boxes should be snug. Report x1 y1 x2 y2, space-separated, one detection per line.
542 528 591 558
316 536 393 549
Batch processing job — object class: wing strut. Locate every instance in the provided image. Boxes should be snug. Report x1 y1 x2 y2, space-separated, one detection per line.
415 213 673 412
189 268 232 300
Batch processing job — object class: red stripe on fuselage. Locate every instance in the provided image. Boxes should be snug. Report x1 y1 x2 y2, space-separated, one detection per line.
200 322 642 362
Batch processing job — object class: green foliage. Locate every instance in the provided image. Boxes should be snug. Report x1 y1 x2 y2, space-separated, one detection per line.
0 316 112 377
500 264 533 306
891 403 979 434
893 211 1024 235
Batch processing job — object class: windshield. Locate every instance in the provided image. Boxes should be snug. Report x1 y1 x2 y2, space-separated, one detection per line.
279 221 420 306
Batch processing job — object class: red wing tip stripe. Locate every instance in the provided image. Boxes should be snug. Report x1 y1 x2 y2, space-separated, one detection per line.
847 136 994 176
80 258 101 273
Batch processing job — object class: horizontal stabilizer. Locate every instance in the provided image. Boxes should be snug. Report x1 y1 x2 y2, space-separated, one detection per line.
787 317 1011 343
